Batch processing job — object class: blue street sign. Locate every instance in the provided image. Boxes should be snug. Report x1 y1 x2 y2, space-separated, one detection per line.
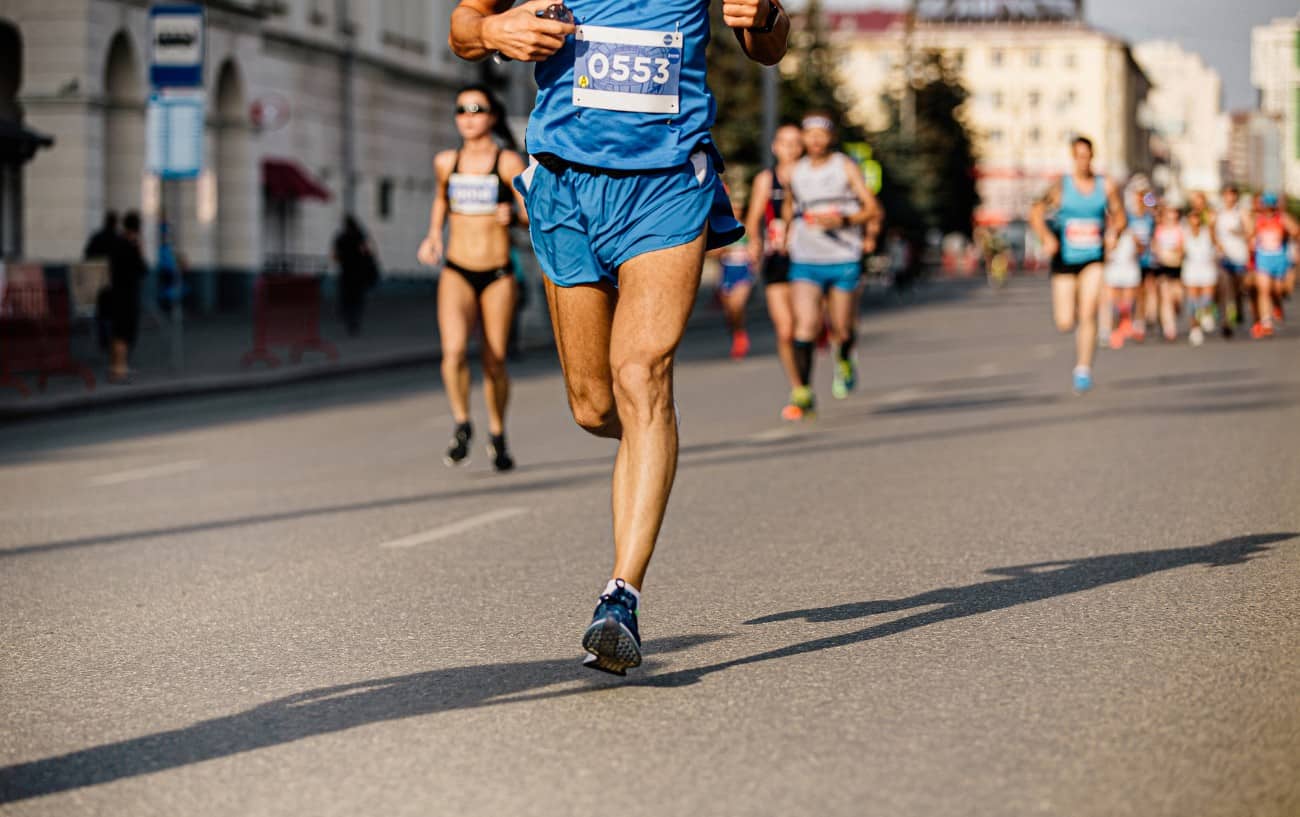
146 90 206 179
149 4 205 89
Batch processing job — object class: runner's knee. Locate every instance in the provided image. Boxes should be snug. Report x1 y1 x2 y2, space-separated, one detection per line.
567 380 618 437
611 356 671 415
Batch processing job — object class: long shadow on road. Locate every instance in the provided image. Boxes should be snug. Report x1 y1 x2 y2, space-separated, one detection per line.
3 393 1293 560
1 533 1289 803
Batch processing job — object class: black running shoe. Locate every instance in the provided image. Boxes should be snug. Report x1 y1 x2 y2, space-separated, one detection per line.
444 422 472 467
582 580 641 676
487 434 514 472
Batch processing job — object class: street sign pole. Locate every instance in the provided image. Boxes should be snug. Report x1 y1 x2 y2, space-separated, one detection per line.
147 3 205 374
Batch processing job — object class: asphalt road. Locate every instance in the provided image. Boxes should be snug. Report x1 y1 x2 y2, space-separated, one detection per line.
2 279 1297 816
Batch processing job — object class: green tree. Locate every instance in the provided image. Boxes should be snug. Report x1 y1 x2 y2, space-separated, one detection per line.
871 51 979 236
706 1 765 168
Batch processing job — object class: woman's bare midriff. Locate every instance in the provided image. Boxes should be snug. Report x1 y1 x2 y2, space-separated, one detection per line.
446 213 511 270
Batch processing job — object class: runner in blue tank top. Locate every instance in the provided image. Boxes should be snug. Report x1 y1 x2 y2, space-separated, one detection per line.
451 0 789 675
1030 136 1125 394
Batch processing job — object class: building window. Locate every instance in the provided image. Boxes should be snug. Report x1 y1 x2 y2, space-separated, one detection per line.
1062 89 1076 108
1028 127 1041 144
1028 50 1042 68
1028 90 1041 109
991 90 1003 109
990 49 1004 68
1064 52 1076 69
377 178 394 221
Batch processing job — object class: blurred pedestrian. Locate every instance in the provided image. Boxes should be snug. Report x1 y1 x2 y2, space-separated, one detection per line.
106 211 146 383
1152 204 1186 342
1029 136 1125 394
1181 208 1218 345
714 196 755 359
1103 217 1141 349
332 215 379 336
83 211 118 260
1214 185 1250 338
784 111 882 414
1248 192 1299 338
744 123 804 405
417 84 527 472
85 211 118 351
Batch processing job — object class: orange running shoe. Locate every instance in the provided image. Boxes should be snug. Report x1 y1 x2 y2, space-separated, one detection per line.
730 329 751 359
780 403 804 421
1108 331 1125 350
1251 322 1274 339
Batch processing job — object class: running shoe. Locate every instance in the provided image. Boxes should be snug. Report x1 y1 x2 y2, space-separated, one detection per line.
730 329 751 360
487 434 514 472
1189 326 1204 346
787 385 816 419
1072 367 1093 395
1199 312 1216 333
831 359 857 399
444 422 472 467
1274 304 1285 323
582 580 641 676
780 402 805 421
1108 330 1125 350
1251 322 1274 339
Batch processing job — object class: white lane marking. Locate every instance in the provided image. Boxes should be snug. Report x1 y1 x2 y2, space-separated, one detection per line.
877 387 924 406
89 460 205 487
750 426 802 442
378 507 528 550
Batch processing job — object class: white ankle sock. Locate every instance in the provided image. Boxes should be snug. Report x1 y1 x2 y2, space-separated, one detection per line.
602 578 640 604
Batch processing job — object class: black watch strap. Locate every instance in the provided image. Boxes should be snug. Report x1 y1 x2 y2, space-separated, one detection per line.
748 1 781 34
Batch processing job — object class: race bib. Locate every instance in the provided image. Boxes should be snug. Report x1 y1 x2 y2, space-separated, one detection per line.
1258 227 1284 252
573 25 683 115
448 173 499 216
1064 219 1102 250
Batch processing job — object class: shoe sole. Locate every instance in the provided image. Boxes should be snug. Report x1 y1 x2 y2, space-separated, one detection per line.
581 615 641 675
442 455 471 468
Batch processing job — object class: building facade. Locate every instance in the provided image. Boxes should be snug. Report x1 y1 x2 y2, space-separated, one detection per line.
1 0 531 309
1131 40 1224 197
827 10 1153 226
1251 14 1300 196
1225 110 1285 194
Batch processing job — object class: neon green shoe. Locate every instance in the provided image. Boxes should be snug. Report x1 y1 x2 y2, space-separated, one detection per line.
831 359 856 400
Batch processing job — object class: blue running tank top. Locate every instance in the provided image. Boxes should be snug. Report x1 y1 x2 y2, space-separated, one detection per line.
526 0 714 171
1127 210 1154 268
1057 175 1107 265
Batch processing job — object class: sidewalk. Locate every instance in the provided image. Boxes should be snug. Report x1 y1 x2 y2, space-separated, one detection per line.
0 270 959 421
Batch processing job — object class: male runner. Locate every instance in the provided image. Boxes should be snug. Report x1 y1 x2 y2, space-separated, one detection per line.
450 0 788 674
1248 192 1300 338
1030 136 1125 394
1214 185 1251 338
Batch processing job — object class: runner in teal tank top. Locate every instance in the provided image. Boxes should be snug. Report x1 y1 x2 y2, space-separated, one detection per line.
450 0 789 675
1030 136 1125 394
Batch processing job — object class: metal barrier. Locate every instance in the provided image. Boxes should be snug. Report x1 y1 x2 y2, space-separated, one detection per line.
240 274 339 369
0 280 96 395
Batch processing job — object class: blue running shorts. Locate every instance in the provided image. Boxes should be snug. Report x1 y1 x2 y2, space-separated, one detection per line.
788 261 862 292
515 149 743 288
720 262 755 293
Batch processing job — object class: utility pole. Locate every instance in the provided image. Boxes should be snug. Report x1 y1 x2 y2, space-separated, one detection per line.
336 0 356 216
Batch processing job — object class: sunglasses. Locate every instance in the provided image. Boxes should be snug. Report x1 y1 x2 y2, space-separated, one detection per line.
456 103 491 115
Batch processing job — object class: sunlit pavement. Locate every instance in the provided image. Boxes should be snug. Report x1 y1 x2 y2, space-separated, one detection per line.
2 278 1297 816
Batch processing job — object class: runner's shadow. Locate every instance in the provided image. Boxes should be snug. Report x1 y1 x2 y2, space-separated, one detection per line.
635 533 1293 689
0 634 727 803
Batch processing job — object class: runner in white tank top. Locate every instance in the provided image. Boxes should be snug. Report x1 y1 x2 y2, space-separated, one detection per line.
1182 209 1218 344
1214 185 1250 337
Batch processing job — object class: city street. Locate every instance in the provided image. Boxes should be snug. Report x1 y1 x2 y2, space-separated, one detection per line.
1 279 1297 816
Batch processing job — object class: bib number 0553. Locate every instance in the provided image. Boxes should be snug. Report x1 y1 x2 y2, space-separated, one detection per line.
573 25 684 115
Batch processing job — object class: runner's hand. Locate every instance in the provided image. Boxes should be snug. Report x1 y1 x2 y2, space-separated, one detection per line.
812 212 845 230
1041 234 1060 259
723 0 771 28
484 0 575 62
417 235 443 267
747 242 763 268
496 203 514 227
